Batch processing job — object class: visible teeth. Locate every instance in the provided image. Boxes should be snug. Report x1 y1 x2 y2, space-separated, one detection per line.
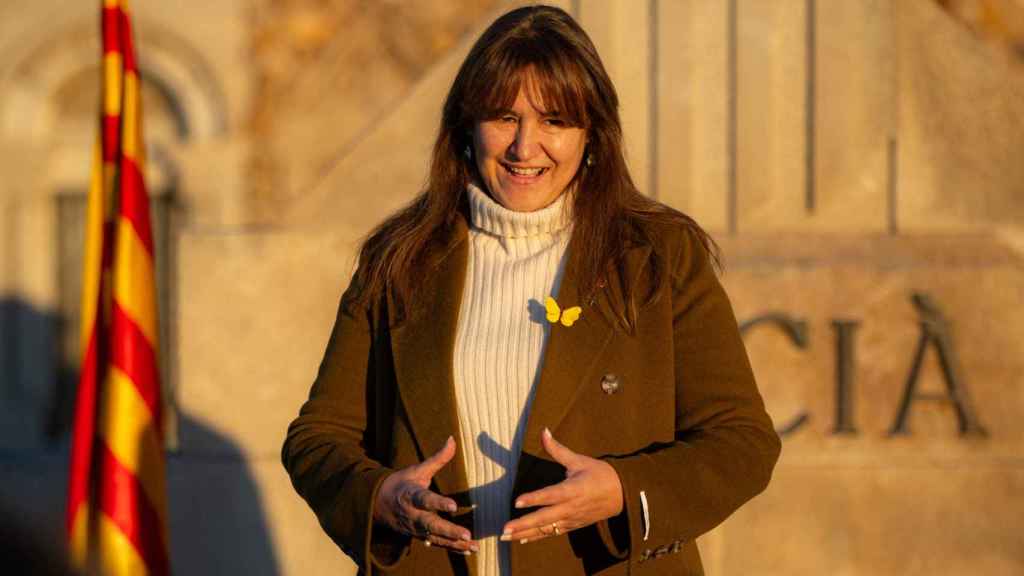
507 165 544 176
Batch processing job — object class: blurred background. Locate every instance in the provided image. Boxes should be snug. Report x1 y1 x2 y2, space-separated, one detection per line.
1 0 1022 574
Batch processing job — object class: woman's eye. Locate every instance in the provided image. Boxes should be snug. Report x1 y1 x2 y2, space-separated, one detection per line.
501 115 518 123
545 118 566 127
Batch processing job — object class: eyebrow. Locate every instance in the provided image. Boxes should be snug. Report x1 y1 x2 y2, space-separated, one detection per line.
488 108 563 118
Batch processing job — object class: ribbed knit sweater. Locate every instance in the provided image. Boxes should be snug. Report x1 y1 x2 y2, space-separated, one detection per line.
453 183 573 576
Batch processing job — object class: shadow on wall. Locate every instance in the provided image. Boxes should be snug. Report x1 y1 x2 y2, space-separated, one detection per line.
170 413 281 576
0 299 65 450
0 297 281 575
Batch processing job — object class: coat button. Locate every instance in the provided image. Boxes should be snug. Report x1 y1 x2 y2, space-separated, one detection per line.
601 373 620 394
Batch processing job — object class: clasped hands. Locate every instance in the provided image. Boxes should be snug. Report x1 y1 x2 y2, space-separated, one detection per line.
372 428 624 554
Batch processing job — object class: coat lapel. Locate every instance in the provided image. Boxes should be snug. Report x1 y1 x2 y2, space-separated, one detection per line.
389 214 654 496
516 237 653 483
390 218 470 496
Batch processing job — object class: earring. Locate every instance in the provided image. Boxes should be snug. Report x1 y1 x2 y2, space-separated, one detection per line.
464 145 472 160
586 152 594 167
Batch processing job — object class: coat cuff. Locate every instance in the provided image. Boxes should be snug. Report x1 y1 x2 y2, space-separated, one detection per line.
363 468 413 572
608 455 691 566
605 454 700 566
605 458 647 561
595 511 630 560
596 458 630 560
320 466 410 572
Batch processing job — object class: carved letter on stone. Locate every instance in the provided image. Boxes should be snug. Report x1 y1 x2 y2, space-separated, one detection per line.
740 313 810 437
888 293 988 437
831 320 860 435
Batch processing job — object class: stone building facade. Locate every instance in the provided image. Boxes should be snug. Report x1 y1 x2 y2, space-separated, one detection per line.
0 1 1021 574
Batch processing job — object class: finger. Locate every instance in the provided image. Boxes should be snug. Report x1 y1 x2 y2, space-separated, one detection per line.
417 436 457 478
416 512 474 545
424 532 479 554
505 519 579 544
501 503 573 540
512 526 552 544
542 428 583 469
514 482 573 510
411 512 472 552
410 488 457 514
509 526 553 544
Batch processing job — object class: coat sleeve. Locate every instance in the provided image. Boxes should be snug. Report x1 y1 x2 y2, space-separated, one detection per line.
281 290 409 572
602 227 782 563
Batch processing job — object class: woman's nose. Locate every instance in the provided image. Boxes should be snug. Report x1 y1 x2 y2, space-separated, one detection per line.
507 121 539 161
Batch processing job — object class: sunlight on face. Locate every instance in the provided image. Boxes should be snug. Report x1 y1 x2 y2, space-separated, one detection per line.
471 84 587 212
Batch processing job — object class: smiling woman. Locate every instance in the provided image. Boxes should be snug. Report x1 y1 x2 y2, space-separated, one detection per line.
282 5 780 576
471 82 588 212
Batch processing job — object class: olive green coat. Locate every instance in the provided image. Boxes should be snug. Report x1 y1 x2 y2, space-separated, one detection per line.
282 213 781 575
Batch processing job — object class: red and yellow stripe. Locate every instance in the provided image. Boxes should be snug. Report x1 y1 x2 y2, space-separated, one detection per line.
67 1 169 574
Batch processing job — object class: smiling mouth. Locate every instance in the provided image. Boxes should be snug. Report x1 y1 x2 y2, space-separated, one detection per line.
501 162 548 177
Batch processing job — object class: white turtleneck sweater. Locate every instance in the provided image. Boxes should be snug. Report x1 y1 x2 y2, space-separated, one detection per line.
453 183 573 576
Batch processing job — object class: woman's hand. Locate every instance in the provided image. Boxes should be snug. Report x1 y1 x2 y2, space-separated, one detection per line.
501 428 624 543
374 436 478 554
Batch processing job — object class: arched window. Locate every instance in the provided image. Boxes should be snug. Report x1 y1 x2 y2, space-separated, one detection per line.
0 14 228 451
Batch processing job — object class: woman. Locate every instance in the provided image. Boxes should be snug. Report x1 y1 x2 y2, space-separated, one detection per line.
282 5 780 575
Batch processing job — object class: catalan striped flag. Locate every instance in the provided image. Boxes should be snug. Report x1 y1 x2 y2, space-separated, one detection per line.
66 1 170 575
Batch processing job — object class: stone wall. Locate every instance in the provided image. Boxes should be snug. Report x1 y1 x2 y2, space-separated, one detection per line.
0 1 1021 574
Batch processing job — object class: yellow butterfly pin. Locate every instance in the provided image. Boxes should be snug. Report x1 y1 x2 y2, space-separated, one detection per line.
545 296 582 327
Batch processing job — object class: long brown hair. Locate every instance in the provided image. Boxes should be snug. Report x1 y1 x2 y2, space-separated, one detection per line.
347 5 718 331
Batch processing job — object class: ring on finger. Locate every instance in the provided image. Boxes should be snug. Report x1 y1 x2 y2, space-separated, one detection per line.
552 522 561 536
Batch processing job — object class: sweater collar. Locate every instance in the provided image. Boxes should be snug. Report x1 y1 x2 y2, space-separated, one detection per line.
466 182 572 239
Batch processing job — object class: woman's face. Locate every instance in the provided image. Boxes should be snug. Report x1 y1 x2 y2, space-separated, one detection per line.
472 86 587 212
